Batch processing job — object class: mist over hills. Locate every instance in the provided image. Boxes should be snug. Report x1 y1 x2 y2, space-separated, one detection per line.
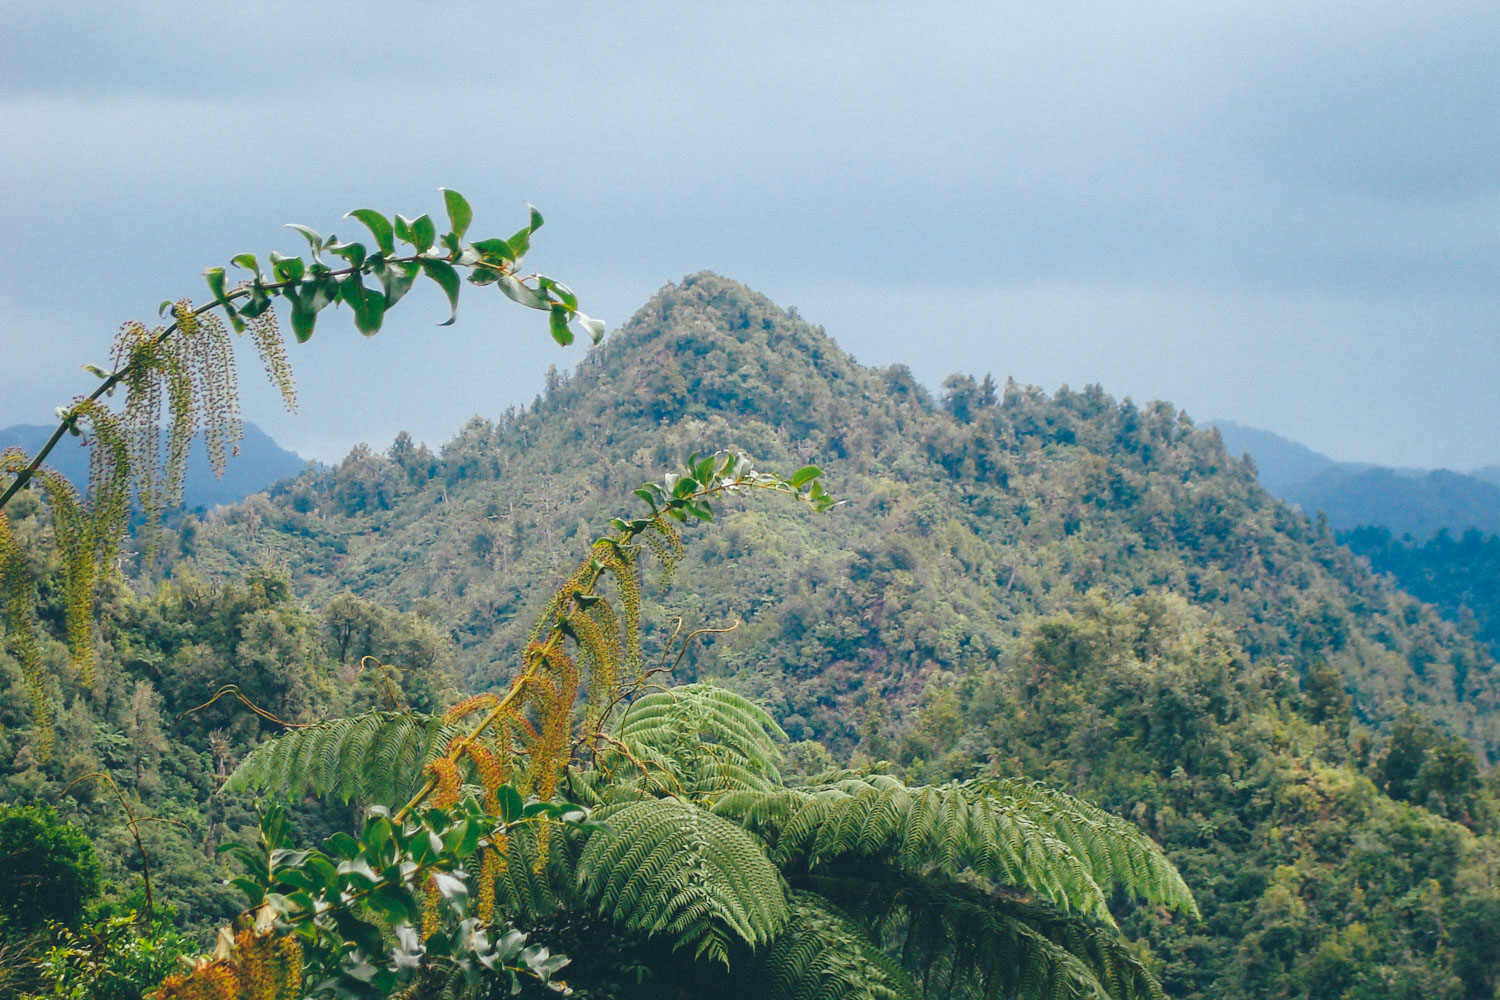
1212 419 1500 539
0 420 308 510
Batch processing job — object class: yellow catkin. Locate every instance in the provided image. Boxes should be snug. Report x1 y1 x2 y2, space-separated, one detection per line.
427 757 461 808
478 846 501 922
444 692 500 723
422 878 442 940
568 609 619 726
272 937 303 1000
247 307 297 413
601 546 644 673
0 509 53 762
466 742 506 807
151 930 301 1000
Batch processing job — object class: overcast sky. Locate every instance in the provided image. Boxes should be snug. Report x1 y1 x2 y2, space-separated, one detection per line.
2 3 1496 469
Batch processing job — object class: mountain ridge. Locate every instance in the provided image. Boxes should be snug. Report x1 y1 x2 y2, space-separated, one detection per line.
166 272 1499 754
107 272 1500 998
1211 419 1500 538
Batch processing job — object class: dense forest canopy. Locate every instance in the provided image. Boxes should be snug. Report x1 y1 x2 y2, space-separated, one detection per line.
3 273 1499 999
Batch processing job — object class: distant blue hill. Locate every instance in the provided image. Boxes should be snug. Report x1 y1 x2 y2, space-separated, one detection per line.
0 421 308 510
1211 420 1500 539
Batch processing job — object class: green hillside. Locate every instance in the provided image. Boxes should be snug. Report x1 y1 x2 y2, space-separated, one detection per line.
11 273 1497 998
169 273 1498 756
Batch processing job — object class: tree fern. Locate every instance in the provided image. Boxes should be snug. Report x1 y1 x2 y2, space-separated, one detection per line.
806 869 1165 1000
736 891 920 1000
714 773 1195 925
597 683 787 799
224 711 459 805
572 799 789 966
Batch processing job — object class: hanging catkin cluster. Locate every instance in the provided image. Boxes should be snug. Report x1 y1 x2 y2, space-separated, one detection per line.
111 303 243 519
153 928 302 1000
0 297 297 760
0 405 131 757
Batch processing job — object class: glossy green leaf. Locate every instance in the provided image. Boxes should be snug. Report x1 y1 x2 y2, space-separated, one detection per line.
498 275 548 310
340 276 386 335
537 277 578 311
347 209 396 255
231 253 262 277
202 267 245 332
394 214 415 245
411 214 436 254
330 241 367 270
471 237 514 262
270 252 305 284
549 304 574 346
374 259 419 311
288 289 317 342
239 281 272 319
440 188 473 240
286 224 325 255
420 259 461 326
789 465 822 488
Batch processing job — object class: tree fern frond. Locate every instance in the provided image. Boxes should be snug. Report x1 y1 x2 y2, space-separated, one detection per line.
715 775 1193 926
808 869 1162 1000
602 683 786 800
736 891 920 1000
487 820 567 926
973 779 1198 917
225 711 459 805
572 799 789 966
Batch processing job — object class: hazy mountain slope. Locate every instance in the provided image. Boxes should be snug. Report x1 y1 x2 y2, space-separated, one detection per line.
0 421 307 510
1210 420 1500 538
166 273 1499 757
1286 467 1500 539
1210 419 1344 493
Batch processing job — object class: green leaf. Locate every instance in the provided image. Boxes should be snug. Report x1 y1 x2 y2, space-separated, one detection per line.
537 277 577 311
269 252 305 284
329 241 367 270
789 465 822 488
202 267 245 332
498 275 548 310
239 281 271 319
528 204 543 231
286 224 325 256
326 832 361 859
340 276 386 335
288 288 317 342
231 253 262 277
366 883 420 927
495 785 524 821
420 259 461 326
471 237 515 262
347 209 395 255
373 259 419 311
549 304 574 346
411 214 436 254
440 188 473 241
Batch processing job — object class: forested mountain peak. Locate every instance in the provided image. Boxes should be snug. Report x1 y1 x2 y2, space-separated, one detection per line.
13 273 1500 999
172 273 1499 761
